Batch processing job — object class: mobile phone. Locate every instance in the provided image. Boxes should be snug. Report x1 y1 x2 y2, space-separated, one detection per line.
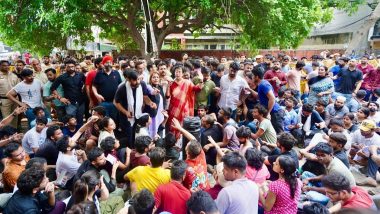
257 138 264 145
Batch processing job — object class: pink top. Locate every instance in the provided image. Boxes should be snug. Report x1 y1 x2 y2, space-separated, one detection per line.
286 69 301 91
265 179 302 214
246 165 270 185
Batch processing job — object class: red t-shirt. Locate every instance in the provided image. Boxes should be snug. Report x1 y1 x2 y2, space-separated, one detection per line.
85 70 98 105
342 186 374 209
154 181 191 214
263 70 287 96
129 150 151 169
183 150 210 190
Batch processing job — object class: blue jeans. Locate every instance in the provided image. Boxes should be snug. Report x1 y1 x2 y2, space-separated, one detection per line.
65 103 85 126
100 102 118 122
301 171 329 205
368 151 380 179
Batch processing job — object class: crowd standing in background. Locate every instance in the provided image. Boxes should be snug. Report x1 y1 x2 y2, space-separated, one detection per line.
0 52 379 214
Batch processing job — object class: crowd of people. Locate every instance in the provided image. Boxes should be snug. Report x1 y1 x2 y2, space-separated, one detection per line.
0 52 379 214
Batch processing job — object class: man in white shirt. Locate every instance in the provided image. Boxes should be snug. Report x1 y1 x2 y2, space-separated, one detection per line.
215 152 258 214
21 117 48 157
6 69 46 127
217 61 249 119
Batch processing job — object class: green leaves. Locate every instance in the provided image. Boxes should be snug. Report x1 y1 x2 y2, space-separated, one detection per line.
0 0 362 56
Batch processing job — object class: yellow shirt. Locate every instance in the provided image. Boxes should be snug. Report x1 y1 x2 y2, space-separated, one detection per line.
127 166 170 193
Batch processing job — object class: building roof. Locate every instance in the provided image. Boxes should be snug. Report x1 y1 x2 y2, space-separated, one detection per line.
311 4 373 36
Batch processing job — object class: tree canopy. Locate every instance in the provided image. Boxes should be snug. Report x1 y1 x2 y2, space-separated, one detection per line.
0 0 364 56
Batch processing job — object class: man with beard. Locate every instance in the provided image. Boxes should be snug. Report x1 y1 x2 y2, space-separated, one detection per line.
193 67 216 111
51 59 86 126
263 60 287 96
114 71 150 147
43 68 65 122
329 57 349 93
0 60 20 127
350 120 380 187
217 62 249 120
41 56 53 72
325 96 349 126
333 59 363 103
367 102 380 124
92 55 122 122
13 59 25 80
85 57 103 109
237 60 253 78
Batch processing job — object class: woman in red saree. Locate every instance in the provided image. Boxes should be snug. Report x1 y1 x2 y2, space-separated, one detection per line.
166 65 202 138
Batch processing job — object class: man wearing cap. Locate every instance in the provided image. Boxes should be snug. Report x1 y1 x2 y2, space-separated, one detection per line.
350 119 380 167
92 55 122 122
333 58 363 103
0 60 20 127
352 120 380 187
51 59 86 126
6 69 46 127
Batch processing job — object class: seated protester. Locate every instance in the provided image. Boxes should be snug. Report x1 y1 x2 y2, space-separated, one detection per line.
283 97 298 133
357 144 380 188
245 148 270 185
56 136 87 189
74 147 116 193
238 109 257 133
172 118 210 190
125 147 170 194
357 107 370 124
21 117 48 157
83 105 106 151
302 143 356 205
200 114 223 165
134 113 151 138
119 189 155 214
302 202 329 214
264 132 299 180
315 99 328 121
325 96 349 126
97 117 117 147
215 152 259 214
235 126 254 155
283 97 299 133
350 119 380 166
34 125 63 166
163 133 180 161
301 133 350 168
343 113 359 133
347 90 367 113
129 135 152 169
322 172 376 213
2 143 30 193
293 103 326 145
302 118 352 154
100 136 130 177
61 115 80 138
66 170 109 213
206 162 232 200
3 167 55 214
187 191 219 214
29 107 52 128
154 160 191 214
251 104 278 154
203 108 240 152
368 102 380 124
259 156 302 214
